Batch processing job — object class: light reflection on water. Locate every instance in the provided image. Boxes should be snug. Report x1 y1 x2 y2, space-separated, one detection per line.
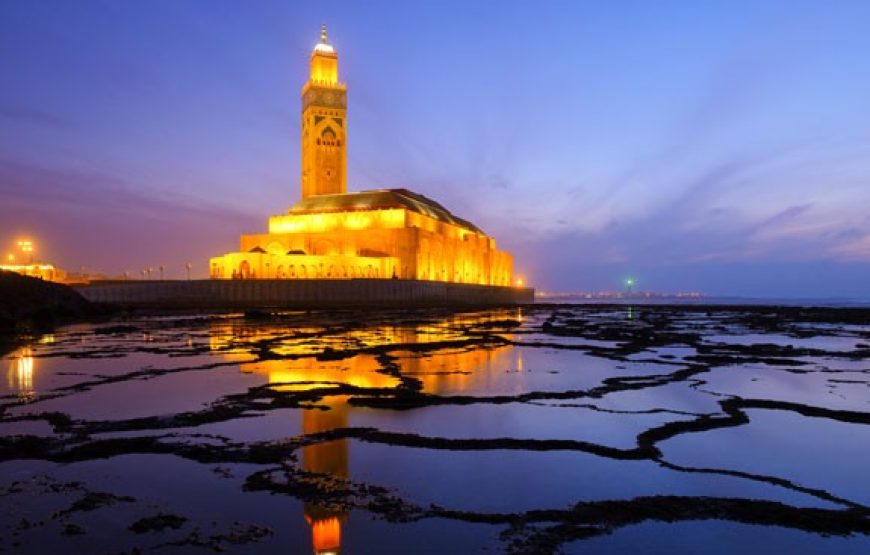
208 311 520 553
2 307 867 553
7 347 35 401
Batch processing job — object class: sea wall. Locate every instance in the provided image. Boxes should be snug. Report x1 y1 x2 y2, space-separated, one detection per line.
74 279 534 308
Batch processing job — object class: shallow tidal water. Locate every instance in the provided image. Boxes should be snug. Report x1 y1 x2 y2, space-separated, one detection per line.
1 305 868 553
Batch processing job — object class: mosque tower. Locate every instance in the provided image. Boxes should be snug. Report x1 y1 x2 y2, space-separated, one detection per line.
300 24 347 200
209 25 516 288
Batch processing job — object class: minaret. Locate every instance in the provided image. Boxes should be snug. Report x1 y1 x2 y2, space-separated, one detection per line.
300 24 347 200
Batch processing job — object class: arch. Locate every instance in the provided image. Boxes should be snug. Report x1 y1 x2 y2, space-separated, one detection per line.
289 265 296 278
266 242 285 256
299 265 307 278
239 260 251 279
276 265 284 279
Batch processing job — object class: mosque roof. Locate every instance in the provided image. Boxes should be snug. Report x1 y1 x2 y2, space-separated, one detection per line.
287 189 485 234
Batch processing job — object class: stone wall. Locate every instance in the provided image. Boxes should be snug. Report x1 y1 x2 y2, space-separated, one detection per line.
74 279 534 308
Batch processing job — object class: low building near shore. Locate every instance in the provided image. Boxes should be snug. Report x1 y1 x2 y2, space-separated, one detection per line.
0 263 66 283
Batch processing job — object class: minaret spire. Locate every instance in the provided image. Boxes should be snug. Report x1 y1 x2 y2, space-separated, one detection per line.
320 23 328 44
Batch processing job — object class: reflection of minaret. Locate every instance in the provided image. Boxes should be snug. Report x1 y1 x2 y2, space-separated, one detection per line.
303 400 349 554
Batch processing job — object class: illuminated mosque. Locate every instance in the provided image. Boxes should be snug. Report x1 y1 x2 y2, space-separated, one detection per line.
209 26 514 286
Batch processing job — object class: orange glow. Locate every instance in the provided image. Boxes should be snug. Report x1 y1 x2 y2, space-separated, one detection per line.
310 53 339 85
515 277 525 287
209 26 516 287
7 347 34 400
6 253 13 262
17 240 34 253
307 516 342 554
208 312 521 554
0 263 65 282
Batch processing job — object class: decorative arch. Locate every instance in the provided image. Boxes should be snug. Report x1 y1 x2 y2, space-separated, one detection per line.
266 242 285 256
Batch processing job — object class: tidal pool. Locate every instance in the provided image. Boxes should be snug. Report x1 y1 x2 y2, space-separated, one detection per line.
1 305 868 553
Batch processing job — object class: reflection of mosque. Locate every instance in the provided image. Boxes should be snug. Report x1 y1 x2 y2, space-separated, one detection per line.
303 401 348 554
210 313 519 553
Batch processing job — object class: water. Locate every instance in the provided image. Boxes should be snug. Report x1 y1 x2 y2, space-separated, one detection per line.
1 306 868 553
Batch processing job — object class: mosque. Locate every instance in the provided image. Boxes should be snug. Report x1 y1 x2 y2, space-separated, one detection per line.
209 26 515 287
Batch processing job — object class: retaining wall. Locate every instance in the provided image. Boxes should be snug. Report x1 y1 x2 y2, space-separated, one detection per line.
74 279 534 308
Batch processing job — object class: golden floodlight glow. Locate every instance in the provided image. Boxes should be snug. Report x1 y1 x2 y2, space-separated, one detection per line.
209 26 515 286
516 277 525 287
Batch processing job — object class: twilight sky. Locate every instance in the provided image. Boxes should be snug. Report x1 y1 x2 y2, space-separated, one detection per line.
2 0 869 297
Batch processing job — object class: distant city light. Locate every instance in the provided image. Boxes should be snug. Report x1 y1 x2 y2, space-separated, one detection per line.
17 240 34 253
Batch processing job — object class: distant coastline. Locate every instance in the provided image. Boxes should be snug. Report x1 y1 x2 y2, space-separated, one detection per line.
536 291 870 308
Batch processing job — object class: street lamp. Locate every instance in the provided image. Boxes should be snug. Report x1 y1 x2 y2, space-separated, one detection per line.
625 277 635 294
185 262 192 281
17 240 34 264
159 265 165 280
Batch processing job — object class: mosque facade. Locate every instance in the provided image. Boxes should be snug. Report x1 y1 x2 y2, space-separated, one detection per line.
209 26 514 286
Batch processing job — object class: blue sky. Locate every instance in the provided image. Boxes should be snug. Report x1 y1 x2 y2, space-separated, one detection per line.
1 0 869 296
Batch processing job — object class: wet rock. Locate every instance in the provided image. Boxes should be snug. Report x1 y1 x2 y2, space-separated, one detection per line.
62 523 86 535
129 513 188 533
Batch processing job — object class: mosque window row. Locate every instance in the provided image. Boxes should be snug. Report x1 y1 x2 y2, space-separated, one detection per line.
221 262 383 280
